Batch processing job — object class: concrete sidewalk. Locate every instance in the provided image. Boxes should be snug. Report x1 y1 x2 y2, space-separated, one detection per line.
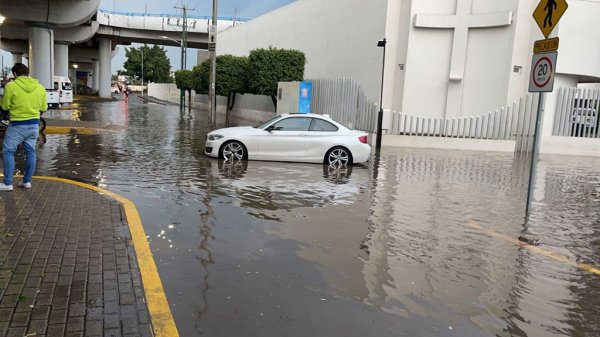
0 178 175 337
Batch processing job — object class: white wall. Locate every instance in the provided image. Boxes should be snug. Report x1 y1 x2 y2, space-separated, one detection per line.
217 0 387 101
555 0 600 79
400 0 518 118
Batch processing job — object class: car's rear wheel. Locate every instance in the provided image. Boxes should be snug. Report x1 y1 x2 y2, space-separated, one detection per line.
325 146 352 166
220 141 247 161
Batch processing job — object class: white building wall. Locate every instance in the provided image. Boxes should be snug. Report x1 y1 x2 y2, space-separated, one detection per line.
554 1 600 79
399 0 518 118
506 0 539 104
216 0 388 101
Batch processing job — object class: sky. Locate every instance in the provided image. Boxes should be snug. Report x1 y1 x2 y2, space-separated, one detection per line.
0 0 295 75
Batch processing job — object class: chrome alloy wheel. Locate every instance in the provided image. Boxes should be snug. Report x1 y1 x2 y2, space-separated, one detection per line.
327 147 350 166
222 141 245 161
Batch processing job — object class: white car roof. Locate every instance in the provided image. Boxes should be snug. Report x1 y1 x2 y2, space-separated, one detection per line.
280 113 331 119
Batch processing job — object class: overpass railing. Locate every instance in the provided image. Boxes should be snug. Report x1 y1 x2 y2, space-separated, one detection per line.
97 9 249 22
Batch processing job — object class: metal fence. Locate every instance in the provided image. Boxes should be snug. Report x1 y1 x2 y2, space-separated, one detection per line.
388 94 539 153
307 78 379 133
553 88 600 138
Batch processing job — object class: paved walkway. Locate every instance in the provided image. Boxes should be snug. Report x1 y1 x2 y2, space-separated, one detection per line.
0 178 170 337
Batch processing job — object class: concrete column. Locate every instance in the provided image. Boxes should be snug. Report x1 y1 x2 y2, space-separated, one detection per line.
28 25 54 89
92 59 100 92
54 42 69 77
11 53 23 66
98 38 111 98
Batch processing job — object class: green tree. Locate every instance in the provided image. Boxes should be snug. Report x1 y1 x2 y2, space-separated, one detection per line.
123 45 172 83
192 55 249 125
174 70 194 110
247 47 306 107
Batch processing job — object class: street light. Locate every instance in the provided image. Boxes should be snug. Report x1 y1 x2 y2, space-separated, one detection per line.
376 38 387 149
72 64 79 95
0 14 6 25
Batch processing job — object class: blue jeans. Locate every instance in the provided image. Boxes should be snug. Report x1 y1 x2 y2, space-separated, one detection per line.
3 124 39 185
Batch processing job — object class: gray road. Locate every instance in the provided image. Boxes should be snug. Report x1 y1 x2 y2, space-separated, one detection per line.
24 96 600 336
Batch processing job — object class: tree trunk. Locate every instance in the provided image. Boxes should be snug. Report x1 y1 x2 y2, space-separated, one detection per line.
187 90 192 112
225 92 237 126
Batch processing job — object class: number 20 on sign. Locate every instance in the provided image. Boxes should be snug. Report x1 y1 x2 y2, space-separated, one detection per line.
529 52 557 93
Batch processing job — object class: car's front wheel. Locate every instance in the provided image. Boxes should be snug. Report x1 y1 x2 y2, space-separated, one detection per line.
325 146 352 166
220 141 247 161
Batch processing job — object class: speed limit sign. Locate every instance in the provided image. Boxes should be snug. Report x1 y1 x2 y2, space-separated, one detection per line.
528 52 557 92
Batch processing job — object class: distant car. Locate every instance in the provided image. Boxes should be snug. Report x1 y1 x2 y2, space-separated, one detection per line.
205 113 371 166
571 108 598 136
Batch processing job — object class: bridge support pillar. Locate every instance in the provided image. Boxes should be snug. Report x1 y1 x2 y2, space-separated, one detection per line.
11 53 23 66
98 38 111 98
28 24 54 89
54 42 69 77
92 59 100 92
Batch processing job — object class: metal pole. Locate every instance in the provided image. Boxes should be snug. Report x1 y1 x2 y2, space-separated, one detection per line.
376 39 386 149
141 47 144 96
179 6 187 110
525 93 545 222
210 0 218 127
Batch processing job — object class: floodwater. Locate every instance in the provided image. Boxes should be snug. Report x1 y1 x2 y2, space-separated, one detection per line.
24 96 600 336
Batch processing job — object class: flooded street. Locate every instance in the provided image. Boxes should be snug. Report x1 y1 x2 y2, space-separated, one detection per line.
28 96 600 336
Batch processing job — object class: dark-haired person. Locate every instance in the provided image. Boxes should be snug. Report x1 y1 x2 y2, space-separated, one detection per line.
0 63 47 191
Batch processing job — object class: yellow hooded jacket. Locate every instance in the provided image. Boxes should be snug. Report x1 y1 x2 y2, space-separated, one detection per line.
1 76 47 122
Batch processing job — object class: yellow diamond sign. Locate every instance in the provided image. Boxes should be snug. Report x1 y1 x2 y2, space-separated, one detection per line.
533 0 568 38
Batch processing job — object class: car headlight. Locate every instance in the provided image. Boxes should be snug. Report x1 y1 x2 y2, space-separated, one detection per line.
207 134 224 141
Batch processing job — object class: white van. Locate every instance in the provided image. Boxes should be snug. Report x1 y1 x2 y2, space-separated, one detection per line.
53 76 73 105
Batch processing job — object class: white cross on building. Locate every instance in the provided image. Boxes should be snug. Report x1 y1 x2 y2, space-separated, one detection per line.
414 0 513 118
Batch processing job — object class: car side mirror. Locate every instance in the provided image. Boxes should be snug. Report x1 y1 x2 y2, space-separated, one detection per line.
266 125 282 132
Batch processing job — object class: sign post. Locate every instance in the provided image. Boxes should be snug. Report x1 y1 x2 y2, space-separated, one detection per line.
525 0 568 222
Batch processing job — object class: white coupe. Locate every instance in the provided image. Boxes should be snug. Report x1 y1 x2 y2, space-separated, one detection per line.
205 113 371 165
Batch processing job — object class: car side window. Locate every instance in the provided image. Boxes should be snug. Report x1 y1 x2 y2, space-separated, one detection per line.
272 117 311 131
310 118 338 132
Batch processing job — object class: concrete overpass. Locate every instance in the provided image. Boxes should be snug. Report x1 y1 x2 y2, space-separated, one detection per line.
0 0 243 97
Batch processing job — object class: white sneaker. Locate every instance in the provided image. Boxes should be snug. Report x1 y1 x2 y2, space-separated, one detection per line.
0 183 13 191
17 181 31 189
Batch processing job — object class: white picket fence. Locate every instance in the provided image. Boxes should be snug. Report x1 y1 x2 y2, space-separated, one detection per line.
553 88 600 138
389 94 540 153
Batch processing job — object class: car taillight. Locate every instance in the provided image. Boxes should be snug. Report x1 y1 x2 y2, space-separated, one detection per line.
358 135 368 144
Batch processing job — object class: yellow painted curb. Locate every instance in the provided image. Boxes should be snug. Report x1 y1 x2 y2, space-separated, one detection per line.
466 217 600 276
45 126 104 135
34 176 180 337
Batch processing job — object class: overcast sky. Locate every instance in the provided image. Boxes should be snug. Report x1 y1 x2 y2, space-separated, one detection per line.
0 0 294 75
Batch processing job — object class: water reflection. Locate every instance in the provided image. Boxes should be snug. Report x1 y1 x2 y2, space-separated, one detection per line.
26 96 600 337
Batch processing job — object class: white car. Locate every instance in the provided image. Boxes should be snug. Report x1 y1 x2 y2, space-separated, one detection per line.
205 113 371 165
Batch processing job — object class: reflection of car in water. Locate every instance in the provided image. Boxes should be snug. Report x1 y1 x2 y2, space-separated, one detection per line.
210 160 368 215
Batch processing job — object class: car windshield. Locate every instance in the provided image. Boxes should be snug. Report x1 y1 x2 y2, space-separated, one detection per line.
254 115 283 129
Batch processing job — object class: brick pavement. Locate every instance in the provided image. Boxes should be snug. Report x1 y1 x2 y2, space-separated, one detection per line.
0 179 153 337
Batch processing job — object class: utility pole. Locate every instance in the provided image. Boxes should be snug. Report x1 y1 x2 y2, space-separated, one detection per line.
209 0 218 126
174 4 192 110
141 47 144 96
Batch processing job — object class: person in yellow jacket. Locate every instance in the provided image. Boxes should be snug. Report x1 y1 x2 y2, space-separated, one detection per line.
0 63 47 191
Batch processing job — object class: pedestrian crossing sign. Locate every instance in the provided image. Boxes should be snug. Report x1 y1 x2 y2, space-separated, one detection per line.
533 0 568 38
